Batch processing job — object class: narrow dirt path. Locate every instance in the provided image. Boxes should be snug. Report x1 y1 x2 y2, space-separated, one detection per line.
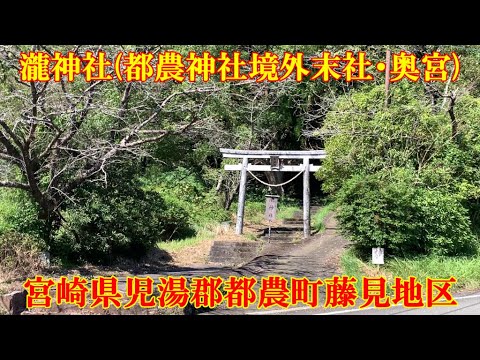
204 212 349 314
238 213 347 279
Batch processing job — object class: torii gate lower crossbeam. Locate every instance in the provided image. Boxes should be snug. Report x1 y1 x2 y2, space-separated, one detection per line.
220 148 327 239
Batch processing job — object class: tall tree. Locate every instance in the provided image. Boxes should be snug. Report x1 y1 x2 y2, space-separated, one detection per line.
0 45 227 240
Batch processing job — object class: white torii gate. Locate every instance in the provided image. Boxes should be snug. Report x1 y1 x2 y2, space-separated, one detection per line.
221 148 327 239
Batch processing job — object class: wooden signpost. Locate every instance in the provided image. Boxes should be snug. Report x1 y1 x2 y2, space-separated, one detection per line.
220 149 327 239
265 194 280 239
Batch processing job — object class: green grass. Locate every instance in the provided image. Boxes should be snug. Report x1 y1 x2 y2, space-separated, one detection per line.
158 197 335 252
236 197 335 225
340 248 368 295
0 190 18 233
312 202 335 232
339 248 480 294
386 255 480 292
243 201 266 224
157 225 216 251
233 198 302 224
158 198 304 251
276 204 300 220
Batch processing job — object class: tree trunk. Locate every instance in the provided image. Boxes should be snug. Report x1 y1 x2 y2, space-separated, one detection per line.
31 190 62 246
264 171 284 196
225 182 240 211
448 94 459 144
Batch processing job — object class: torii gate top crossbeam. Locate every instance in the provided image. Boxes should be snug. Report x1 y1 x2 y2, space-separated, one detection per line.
220 148 326 159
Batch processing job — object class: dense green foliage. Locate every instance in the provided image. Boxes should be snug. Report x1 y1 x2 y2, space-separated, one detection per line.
318 78 480 258
0 190 46 239
336 171 477 257
141 166 230 226
0 231 47 278
1 44 479 265
51 165 194 264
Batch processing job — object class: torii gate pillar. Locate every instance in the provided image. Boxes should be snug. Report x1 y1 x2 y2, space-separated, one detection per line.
235 157 249 235
303 157 310 239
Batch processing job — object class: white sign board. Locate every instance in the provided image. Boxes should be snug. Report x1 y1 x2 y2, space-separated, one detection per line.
372 247 384 265
265 196 279 222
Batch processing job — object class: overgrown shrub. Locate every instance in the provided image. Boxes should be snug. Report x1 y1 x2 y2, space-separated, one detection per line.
0 231 47 280
335 171 478 258
51 166 194 265
141 166 229 226
0 189 45 239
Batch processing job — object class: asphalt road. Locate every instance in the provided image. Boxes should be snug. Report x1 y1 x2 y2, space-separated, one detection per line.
238 292 480 315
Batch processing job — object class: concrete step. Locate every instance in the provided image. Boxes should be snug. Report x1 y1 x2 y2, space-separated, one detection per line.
210 241 258 248
283 219 304 225
208 241 261 265
264 227 303 233
260 238 298 244
261 235 295 241
260 226 304 242
263 232 292 237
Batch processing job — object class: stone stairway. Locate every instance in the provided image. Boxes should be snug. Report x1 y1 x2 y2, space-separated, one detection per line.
208 241 261 266
259 205 321 244
260 227 303 243
208 206 323 265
